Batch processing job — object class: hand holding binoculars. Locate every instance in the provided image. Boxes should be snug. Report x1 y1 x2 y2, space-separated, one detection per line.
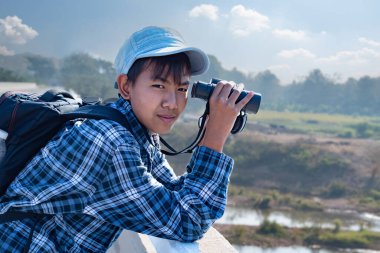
191 78 262 134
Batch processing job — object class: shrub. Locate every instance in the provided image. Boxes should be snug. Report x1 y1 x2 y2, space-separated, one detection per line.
318 232 369 248
235 226 248 240
257 220 285 236
369 190 380 200
257 196 271 209
303 227 321 244
333 219 342 233
323 182 348 198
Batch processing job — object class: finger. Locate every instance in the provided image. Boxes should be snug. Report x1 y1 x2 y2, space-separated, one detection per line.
219 82 234 100
236 91 255 110
210 82 226 99
228 88 241 103
229 81 237 87
228 83 245 102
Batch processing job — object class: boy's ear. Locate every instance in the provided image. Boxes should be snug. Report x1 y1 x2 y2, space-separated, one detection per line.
117 74 131 100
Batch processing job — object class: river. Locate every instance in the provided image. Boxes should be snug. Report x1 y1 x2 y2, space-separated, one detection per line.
234 245 380 253
217 206 380 253
217 206 380 231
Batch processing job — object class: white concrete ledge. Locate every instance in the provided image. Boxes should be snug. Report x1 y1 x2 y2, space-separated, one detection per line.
108 227 237 253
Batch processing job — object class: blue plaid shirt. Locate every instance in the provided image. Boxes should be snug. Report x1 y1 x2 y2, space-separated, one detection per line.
0 98 233 252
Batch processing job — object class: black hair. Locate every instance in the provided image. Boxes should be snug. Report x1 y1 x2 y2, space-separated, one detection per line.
127 53 191 85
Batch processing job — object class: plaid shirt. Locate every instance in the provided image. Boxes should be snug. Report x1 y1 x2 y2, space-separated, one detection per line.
0 98 233 253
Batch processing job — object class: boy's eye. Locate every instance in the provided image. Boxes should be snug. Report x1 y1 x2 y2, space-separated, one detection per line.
178 87 188 92
152 84 165 89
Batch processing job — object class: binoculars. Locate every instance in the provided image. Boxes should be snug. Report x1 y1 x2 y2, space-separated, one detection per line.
191 78 261 114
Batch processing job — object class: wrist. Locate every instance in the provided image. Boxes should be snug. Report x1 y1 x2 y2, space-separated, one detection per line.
201 133 226 153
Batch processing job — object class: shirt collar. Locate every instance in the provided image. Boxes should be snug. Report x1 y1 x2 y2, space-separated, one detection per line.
109 98 160 149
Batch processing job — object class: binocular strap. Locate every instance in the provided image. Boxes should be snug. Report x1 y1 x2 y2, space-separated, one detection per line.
160 103 209 156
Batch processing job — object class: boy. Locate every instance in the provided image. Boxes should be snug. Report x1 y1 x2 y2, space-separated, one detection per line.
0 26 253 252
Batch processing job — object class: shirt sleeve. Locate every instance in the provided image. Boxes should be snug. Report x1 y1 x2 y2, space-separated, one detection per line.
148 150 186 191
83 143 234 242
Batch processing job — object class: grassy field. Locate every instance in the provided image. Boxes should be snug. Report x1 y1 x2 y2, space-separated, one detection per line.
169 110 380 199
214 222 380 250
250 110 380 138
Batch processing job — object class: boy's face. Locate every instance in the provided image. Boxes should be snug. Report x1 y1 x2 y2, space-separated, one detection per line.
123 65 190 135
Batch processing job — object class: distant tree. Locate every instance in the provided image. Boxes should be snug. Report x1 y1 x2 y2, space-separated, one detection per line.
227 67 248 84
341 77 359 114
195 54 224 82
356 76 380 115
2 52 380 116
26 54 58 85
58 53 117 99
0 67 26 82
251 70 282 109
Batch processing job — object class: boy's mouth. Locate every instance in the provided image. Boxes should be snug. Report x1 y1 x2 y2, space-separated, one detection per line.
157 114 177 123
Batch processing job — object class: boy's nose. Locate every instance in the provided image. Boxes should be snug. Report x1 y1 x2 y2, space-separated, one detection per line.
162 92 178 110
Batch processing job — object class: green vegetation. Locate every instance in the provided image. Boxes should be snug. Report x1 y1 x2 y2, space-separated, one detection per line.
215 223 380 250
228 185 323 211
322 182 349 198
257 220 285 236
368 190 380 200
164 112 380 198
253 110 380 139
311 230 380 249
358 194 380 212
162 106 380 208
0 67 27 82
224 135 351 195
59 53 117 99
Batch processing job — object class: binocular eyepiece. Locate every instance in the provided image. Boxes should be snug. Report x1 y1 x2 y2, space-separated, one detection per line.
191 78 261 114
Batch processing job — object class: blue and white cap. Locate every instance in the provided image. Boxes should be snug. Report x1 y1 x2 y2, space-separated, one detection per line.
114 26 209 88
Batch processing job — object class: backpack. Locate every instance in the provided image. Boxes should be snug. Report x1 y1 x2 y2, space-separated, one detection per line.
0 89 129 196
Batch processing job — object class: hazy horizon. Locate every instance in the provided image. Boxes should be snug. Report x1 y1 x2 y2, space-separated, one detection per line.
1 0 379 85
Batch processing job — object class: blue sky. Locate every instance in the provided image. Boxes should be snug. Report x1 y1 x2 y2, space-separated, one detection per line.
0 0 379 84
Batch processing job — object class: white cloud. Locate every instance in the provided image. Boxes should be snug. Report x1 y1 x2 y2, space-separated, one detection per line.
0 44 14 56
318 47 380 65
0 16 38 44
189 4 219 21
358 37 380 47
278 48 316 59
229 5 270 37
272 29 307 41
312 47 380 82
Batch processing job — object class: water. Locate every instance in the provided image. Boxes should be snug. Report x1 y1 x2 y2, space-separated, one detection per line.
219 207 380 253
217 206 380 232
234 245 380 253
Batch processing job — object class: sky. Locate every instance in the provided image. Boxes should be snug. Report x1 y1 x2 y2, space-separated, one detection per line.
0 0 379 85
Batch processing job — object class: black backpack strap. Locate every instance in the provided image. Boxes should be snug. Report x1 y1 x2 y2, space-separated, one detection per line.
63 105 129 129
